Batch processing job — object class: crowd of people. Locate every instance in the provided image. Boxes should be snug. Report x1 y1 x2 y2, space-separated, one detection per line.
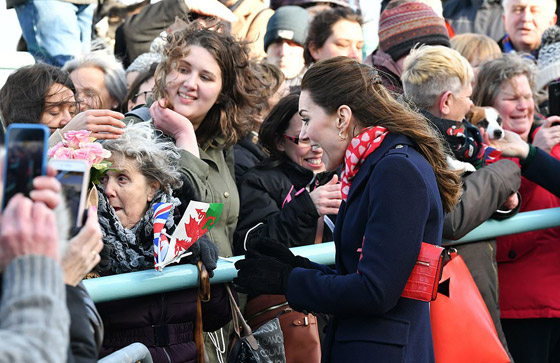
1 0 560 362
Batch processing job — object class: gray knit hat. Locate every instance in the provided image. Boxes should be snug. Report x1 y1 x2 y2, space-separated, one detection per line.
537 26 560 90
264 6 310 52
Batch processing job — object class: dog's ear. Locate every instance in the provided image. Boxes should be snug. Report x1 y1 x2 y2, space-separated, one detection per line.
465 108 476 122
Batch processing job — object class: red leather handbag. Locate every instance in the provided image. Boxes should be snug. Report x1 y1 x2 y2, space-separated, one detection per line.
401 242 444 302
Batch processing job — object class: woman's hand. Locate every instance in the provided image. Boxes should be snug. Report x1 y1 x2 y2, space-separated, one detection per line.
532 117 560 154
49 110 126 147
309 174 342 216
150 99 200 157
61 207 103 286
487 130 530 160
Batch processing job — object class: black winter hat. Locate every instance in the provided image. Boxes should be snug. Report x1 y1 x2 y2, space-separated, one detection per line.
264 6 310 52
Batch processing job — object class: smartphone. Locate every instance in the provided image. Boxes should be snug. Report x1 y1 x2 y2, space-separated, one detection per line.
548 81 560 119
1 124 49 210
50 159 90 230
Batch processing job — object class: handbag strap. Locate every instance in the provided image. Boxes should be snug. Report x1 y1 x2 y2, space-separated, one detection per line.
226 285 259 350
196 261 210 363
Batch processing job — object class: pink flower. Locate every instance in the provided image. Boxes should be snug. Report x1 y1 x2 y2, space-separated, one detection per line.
87 143 111 165
47 142 65 158
51 146 73 160
65 130 92 149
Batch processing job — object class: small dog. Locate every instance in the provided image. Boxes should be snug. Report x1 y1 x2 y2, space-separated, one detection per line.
466 106 505 140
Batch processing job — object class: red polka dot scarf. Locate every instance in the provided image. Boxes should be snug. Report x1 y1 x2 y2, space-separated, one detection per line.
341 126 389 201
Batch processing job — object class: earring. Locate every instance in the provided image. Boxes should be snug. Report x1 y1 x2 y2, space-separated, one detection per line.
338 129 348 140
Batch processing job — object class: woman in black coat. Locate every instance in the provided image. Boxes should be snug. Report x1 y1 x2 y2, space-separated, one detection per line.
234 94 341 255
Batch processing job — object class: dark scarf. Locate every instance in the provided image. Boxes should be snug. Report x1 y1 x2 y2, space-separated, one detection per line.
95 187 181 275
423 111 493 169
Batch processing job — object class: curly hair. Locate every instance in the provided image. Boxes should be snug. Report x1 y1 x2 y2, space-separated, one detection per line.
153 19 262 147
101 122 183 192
0 63 76 127
302 57 461 212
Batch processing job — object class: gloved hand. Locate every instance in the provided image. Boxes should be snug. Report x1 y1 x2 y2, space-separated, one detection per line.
247 237 312 269
183 236 219 277
233 257 293 295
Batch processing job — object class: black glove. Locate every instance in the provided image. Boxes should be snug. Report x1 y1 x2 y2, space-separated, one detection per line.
247 237 312 269
233 257 293 295
183 236 219 277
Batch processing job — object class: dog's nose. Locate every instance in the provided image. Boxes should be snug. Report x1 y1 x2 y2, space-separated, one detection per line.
494 129 503 138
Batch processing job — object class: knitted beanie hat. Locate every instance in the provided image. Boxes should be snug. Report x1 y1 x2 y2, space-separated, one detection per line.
537 26 560 90
379 2 450 61
264 6 310 52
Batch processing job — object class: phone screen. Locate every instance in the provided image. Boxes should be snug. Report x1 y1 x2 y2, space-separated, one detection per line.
2 127 47 209
56 170 86 230
548 81 560 117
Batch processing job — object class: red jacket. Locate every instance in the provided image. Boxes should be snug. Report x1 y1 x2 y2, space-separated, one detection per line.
496 127 560 319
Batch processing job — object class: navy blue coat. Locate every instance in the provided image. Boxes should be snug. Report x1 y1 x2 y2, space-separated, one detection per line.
286 134 443 363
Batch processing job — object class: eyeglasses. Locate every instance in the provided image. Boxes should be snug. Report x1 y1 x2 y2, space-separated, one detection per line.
282 134 305 145
133 91 153 102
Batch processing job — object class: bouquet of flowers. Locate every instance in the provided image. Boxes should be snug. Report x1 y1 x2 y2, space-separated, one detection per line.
48 130 112 184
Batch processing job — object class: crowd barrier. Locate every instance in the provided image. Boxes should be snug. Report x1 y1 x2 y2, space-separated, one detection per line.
84 207 560 303
93 207 560 362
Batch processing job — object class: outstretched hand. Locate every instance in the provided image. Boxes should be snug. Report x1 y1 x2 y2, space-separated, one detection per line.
487 130 530 160
59 109 125 141
234 256 292 295
309 174 342 216
247 237 312 269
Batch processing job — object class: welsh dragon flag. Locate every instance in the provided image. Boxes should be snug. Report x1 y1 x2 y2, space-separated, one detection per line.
153 201 223 271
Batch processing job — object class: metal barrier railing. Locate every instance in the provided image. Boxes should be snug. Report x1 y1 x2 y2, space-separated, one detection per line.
98 343 153 363
84 207 560 303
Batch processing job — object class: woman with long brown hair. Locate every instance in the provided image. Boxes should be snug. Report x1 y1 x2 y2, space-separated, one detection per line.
234 57 461 362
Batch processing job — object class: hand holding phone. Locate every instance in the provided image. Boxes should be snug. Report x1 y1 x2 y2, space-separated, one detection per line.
1 124 49 210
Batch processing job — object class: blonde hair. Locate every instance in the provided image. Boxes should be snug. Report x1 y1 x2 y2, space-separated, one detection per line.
451 33 501 67
402 45 473 110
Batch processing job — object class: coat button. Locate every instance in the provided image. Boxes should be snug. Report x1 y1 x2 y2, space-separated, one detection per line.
508 250 517 259
224 192 230 198
395 144 404 149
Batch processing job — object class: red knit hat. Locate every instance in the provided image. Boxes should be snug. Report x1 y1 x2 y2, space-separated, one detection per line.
379 2 450 61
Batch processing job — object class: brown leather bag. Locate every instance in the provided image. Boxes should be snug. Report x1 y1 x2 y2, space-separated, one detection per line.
244 294 321 363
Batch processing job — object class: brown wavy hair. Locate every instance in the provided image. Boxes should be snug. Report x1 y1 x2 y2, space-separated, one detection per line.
301 57 461 212
153 19 262 147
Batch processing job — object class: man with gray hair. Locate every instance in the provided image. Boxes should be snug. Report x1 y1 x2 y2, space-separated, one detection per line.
402 44 521 359
500 0 557 58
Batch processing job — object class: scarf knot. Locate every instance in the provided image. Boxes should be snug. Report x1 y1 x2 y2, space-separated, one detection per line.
340 126 389 201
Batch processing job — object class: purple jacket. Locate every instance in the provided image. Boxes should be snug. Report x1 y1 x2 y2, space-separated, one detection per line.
97 284 230 363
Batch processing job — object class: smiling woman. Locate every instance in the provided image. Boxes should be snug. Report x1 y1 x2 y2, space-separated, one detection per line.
234 57 461 362
146 19 263 259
